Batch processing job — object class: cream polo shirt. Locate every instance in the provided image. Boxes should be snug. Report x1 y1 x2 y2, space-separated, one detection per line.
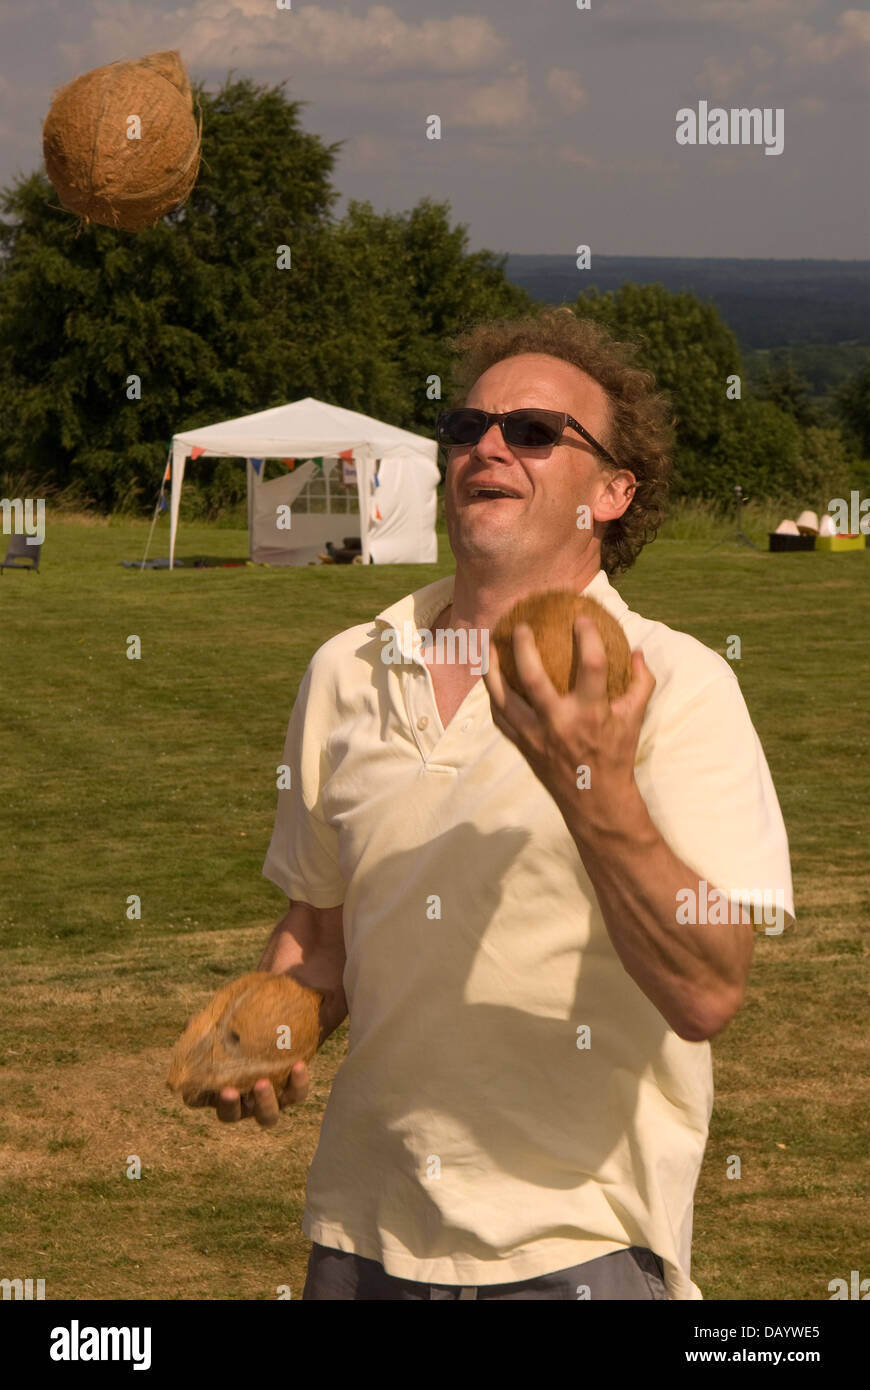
262 568 794 1299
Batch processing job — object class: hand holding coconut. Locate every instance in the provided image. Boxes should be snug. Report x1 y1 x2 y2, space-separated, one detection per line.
486 589 655 835
167 972 323 1129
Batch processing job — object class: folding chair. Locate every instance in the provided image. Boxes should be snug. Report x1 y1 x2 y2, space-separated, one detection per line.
1 534 42 573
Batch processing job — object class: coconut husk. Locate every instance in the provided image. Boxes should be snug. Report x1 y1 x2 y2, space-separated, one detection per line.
492 591 633 700
137 50 192 102
166 972 323 1107
42 49 201 232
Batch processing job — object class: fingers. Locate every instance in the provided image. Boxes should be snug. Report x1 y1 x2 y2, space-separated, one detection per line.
279 1060 310 1107
481 630 507 704
252 1079 280 1129
611 649 656 721
217 1087 243 1123
483 626 552 737
215 1068 310 1126
482 639 521 741
216 1083 272 1125
572 616 608 704
509 624 561 722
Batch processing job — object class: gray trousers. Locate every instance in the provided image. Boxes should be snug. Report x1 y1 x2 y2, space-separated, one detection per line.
302 1241 669 1300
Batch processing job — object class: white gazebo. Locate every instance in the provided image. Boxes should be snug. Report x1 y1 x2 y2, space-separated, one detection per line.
168 397 440 568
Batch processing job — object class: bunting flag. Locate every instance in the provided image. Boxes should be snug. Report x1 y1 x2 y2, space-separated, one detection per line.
280 457 296 470
158 494 169 512
249 457 264 476
191 446 206 460
162 459 171 484
340 449 357 485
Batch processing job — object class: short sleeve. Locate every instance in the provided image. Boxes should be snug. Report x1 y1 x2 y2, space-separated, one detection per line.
262 659 346 907
636 670 795 933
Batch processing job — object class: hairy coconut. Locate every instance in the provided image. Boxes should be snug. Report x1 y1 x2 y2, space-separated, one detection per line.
42 49 201 232
167 972 323 1107
492 590 633 700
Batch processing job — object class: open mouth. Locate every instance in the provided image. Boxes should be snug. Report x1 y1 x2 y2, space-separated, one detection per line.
467 486 522 501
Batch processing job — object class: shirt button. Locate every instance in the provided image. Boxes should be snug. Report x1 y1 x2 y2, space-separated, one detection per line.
417 716 429 730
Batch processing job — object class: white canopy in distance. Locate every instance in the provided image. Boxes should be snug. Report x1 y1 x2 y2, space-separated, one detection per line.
169 397 440 568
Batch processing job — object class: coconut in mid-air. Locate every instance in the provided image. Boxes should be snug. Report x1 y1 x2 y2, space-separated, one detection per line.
42 49 201 232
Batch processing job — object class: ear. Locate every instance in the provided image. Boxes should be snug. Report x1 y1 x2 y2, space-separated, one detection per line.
593 469 637 524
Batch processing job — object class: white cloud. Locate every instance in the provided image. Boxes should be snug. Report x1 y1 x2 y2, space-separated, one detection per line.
553 145 597 169
351 134 389 168
783 9 870 64
450 72 534 130
694 56 745 99
57 3 507 79
696 9 870 100
603 0 816 23
546 68 588 115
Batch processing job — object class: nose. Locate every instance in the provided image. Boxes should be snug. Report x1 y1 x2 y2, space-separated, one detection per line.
471 419 512 459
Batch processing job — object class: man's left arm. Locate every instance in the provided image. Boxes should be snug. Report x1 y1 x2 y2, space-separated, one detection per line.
557 777 753 1042
484 616 790 1043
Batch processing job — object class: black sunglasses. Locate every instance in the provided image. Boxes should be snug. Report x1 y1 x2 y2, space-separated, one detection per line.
436 407 617 465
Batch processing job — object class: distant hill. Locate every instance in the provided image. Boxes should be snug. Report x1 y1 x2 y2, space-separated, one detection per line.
504 255 870 353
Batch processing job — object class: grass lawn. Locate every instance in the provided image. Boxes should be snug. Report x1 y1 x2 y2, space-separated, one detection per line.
0 509 867 1300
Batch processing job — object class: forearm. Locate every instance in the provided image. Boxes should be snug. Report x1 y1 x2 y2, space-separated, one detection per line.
565 783 753 1042
257 914 348 1048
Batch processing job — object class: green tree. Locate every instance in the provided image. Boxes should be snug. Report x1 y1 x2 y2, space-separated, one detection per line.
324 197 531 434
573 281 816 505
835 357 870 458
705 398 803 503
576 281 742 454
0 76 529 513
753 354 819 427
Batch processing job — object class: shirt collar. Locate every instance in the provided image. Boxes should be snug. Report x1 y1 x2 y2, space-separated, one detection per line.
580 568 629 622
374 576 456 661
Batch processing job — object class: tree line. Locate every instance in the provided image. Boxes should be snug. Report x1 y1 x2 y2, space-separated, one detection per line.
1 75 867 518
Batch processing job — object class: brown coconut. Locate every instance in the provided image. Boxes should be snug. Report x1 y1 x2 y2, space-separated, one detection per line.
42 49 201 232
492 590 633 700
167 972 323 1107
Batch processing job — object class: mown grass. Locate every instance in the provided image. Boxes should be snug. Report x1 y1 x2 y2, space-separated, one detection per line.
0 506 867 1300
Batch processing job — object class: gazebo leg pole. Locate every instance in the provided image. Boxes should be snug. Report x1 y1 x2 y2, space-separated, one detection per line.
139 496 163 571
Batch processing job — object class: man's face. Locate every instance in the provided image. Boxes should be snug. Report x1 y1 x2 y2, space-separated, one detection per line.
443 352 624 570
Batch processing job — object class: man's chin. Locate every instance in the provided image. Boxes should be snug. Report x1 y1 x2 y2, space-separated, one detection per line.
449 528 527 563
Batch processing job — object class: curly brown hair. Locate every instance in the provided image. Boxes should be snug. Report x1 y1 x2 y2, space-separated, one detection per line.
447 308 674 576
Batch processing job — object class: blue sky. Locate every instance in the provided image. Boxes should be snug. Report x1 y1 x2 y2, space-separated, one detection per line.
1 0 867 257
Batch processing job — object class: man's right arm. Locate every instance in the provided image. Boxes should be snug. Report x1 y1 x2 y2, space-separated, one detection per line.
257 899 348 1048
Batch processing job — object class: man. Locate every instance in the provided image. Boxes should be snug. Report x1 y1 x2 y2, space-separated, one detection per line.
209 310 794 1300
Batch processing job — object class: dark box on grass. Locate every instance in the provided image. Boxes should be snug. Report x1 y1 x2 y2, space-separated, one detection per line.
768 533 816 553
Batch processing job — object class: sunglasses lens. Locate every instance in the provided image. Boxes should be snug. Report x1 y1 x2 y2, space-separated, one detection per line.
438 409 485 446
505 411 562 447
437 408 564 448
